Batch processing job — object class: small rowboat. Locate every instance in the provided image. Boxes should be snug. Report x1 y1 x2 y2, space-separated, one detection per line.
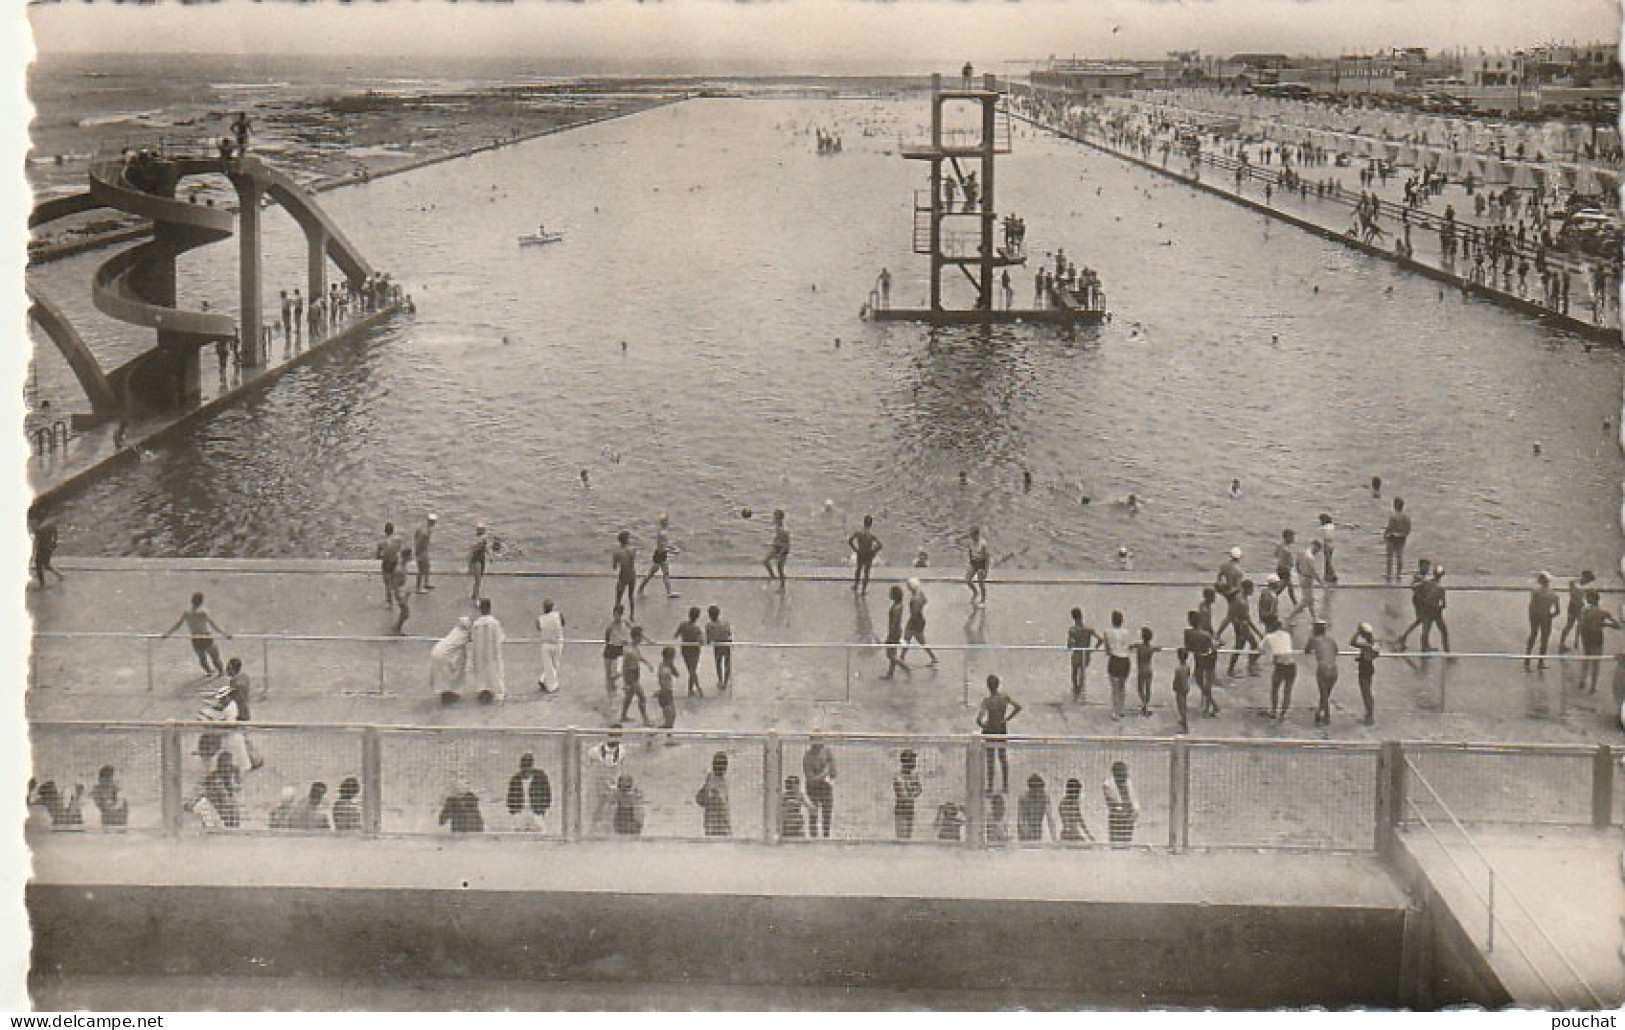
518 231 564 246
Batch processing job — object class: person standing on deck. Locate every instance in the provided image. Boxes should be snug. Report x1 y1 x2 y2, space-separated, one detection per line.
1526 572 1561 671
161 592 231 678
1382 498 1411 583
675 607 706 698
1068 607 1101 704
965 526 990 607
535 599 564 695
1274 529 1299 605
1289 540 1324 623
637 514 680 600
376 522 403 609
468 598 506 703
413 514 436 593
612 530 639 619
848 515 882 594
467 524 491 603
976 675 1021 795
763 510 791 587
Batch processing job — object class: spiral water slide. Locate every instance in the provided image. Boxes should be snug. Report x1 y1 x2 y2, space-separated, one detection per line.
31 151 375 413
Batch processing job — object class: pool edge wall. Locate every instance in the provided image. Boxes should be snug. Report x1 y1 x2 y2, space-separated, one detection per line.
28 883 1414 1009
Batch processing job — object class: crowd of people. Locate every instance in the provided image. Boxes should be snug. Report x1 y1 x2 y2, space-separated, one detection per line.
1020 93 1623 328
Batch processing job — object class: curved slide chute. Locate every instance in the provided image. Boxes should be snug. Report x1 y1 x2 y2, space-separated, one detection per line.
25 282 121 415
235 155 374 284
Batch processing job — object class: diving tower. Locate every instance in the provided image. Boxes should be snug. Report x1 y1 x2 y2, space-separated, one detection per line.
872 73 1107 327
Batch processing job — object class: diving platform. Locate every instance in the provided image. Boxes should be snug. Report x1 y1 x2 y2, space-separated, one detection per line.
870 306 1101 326
871 71 1105 328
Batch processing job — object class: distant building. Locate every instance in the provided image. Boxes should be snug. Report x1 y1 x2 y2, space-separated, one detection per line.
1029 60 1142 101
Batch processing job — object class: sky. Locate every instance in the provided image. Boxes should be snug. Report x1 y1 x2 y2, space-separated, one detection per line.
20 0 1625 73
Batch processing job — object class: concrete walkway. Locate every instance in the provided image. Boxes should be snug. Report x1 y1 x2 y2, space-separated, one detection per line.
1401 824 1624 1007
26 558 1625 743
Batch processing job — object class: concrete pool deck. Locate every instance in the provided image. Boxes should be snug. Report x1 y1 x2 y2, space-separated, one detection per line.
25 558 1625 743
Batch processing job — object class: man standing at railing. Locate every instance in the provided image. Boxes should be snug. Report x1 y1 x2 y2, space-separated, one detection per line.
976 674 1021 795
1305 621 1340 727
1261 617 1296 723
536 598 564 695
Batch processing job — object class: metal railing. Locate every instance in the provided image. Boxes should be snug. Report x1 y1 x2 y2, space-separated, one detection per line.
1401 755 1608 1007
29 629 1623 719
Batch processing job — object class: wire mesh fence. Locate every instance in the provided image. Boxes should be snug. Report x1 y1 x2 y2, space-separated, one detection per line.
1187 741 1380 850
26 722 1619 847
574 729 767 842
772 734 968 844
989 738 1174 847
1402 745 1598 827
29 723 165 831
377 728 567 837
177 723 366 834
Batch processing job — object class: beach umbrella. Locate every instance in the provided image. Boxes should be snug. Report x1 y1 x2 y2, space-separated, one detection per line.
1396 144 1419 167
1457 154 1486 181
1482 158 1512 185
1592 168 1619 196
1510 163 1541 190
1574 164 1602 195
1381 140 1401 162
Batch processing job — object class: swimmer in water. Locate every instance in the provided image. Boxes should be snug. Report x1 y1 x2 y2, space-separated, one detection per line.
1370 475 1382 498
1125 494 1141 513
1229 478 1242 499
580 468 591 488
1022 469 1033 492
1117 546 1134 571
958 471 969 487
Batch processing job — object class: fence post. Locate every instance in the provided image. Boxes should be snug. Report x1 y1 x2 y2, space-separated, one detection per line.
764 731 782 843
1593 744 1615 829
377 638 387 695
964 737 985 846
363 727 382 837
262 637 272 695
562 727 580 841
1169 740 1190 852
146 636 155 694
843 647 852 704
1376 740 1405 855
161 721 183 836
